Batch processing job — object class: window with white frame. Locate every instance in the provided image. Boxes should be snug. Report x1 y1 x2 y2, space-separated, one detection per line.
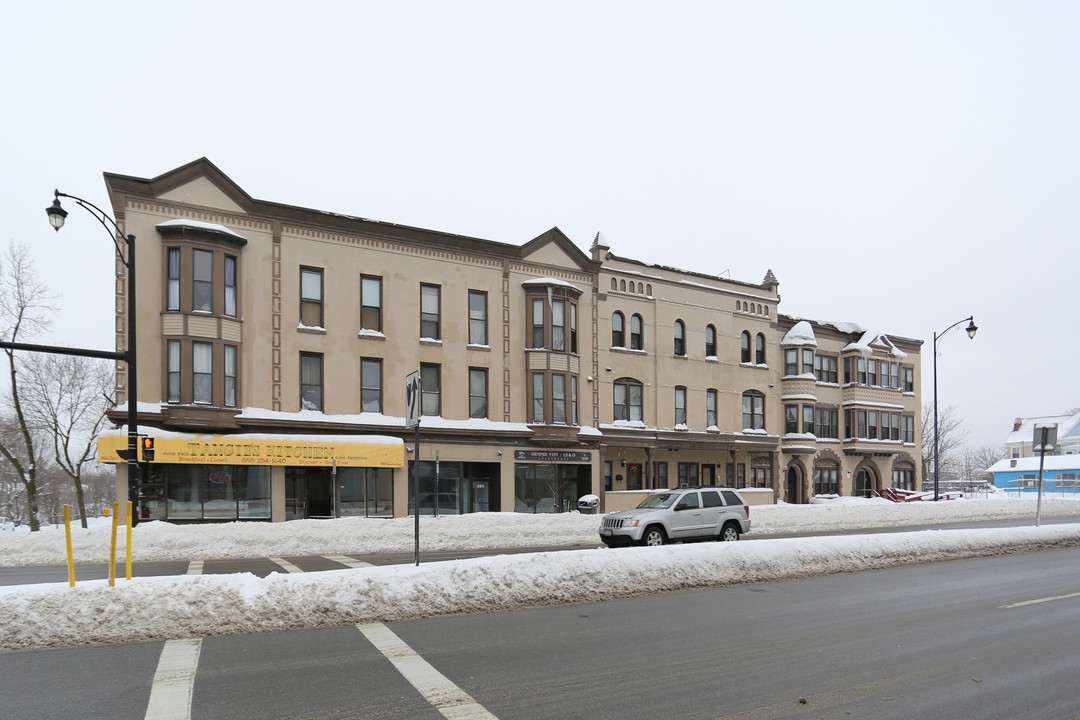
300 352 323 411
300 267 323 328
361 275 382 331
224 345 237 408
420 284 440 340
468 290 487 345
193 342 213 405
469 367 488 419
361 358 382 412
421 363 440 416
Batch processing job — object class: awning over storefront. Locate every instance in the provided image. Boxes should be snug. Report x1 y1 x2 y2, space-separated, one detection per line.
97 430 405 468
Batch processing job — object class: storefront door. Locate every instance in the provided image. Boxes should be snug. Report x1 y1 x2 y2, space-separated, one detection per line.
286 467 334 519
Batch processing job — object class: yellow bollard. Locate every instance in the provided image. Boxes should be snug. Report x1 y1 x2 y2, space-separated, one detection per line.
126 501 133 580
109 501 119 587
64 505 75 588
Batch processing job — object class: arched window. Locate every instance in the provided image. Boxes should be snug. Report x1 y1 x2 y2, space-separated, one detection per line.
630 314 643 350
705 325 717 357
610 278 617 291
764 306 770 317
755 333 766 364
645 284 652 296
673 320 686 356
613 377 643 422
620 279 626 292
742 390 765 430
612 312 625 347
740 331 751 363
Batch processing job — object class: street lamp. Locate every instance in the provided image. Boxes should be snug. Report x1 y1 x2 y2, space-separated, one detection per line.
45 190 140 524
932 315 978 501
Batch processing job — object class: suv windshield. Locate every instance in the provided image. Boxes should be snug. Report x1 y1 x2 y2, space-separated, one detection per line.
636 493 680 509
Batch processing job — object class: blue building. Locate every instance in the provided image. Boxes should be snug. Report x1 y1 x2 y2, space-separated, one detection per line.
987 456 1080 495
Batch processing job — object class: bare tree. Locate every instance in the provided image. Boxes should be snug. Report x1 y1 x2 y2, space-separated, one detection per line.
0 243 57 531
23 353 113 528
957 445 1005 488
920 402 967 489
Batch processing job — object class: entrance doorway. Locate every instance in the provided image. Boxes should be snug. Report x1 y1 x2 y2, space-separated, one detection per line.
286 467 334 519
786 466 802 504
854 468 877 498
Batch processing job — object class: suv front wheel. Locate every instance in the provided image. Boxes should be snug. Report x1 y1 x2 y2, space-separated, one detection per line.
642 526 667 546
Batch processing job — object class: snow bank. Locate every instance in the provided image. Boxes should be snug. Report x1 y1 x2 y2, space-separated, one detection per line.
4 497 1078 567
4 525 1080 651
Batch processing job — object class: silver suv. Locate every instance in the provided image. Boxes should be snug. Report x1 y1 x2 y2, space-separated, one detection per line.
600 487 750 547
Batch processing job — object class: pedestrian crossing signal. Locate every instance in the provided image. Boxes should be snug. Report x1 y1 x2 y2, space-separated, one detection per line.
141 437 155 463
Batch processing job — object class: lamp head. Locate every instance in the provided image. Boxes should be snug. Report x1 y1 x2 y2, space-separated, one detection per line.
965 318 978 339
46 194 67 231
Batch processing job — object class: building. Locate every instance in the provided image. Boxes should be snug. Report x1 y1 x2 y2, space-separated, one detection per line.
1004 411 1080 459
987 456 1080 495
96 158 923 522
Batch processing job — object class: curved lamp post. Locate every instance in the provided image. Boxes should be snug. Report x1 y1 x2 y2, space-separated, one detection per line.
45 191 140 524
932 316 977 500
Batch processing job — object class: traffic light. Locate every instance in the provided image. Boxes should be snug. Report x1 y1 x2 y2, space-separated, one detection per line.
141 436 155 463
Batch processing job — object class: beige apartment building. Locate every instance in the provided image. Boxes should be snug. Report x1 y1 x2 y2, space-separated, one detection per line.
96 158 923 522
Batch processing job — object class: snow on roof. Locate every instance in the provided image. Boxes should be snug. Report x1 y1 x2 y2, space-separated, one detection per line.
781 321 817 347
521 277 580 289
842 330 908 359
825 320 867 335
157 218 246 239
1006 412 1080 445
987 455 1080 473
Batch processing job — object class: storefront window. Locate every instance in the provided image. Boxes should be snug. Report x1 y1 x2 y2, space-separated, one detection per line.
165 465 270 520
338 467 394 517
410 460 462 515
514 463 590 513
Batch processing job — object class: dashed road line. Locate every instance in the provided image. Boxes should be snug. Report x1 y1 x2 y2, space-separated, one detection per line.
186 560 203 575
358 622 499 720
144 638 201 720
268 557 303 573
1001 590 1080 608
324 554 374 569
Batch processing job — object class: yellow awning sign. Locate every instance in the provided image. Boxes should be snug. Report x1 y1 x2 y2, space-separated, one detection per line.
97 432 404 468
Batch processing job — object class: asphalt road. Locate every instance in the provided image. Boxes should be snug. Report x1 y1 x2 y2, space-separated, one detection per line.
3 545 1079 719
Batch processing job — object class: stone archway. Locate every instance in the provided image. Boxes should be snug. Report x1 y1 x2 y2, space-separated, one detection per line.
853 465 879 498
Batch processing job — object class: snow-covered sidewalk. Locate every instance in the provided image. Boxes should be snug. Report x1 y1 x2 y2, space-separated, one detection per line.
2 496 1079 651
4 495 1078 567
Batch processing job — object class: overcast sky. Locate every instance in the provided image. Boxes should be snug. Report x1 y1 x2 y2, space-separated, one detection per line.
2 1 1076 451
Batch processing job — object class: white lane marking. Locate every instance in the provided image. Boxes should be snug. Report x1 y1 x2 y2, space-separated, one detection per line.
358 622 499 720
268 557 303 573
324 554 374 569
144 638 201 720
1001 590 1080 608
186 560 203 575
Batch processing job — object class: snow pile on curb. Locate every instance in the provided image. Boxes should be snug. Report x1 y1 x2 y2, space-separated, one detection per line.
4 497 1079 567
4 524 1080 651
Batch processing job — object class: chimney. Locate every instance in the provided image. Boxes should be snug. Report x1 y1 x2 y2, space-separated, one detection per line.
1014 418 1023 431
590 231 610 262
